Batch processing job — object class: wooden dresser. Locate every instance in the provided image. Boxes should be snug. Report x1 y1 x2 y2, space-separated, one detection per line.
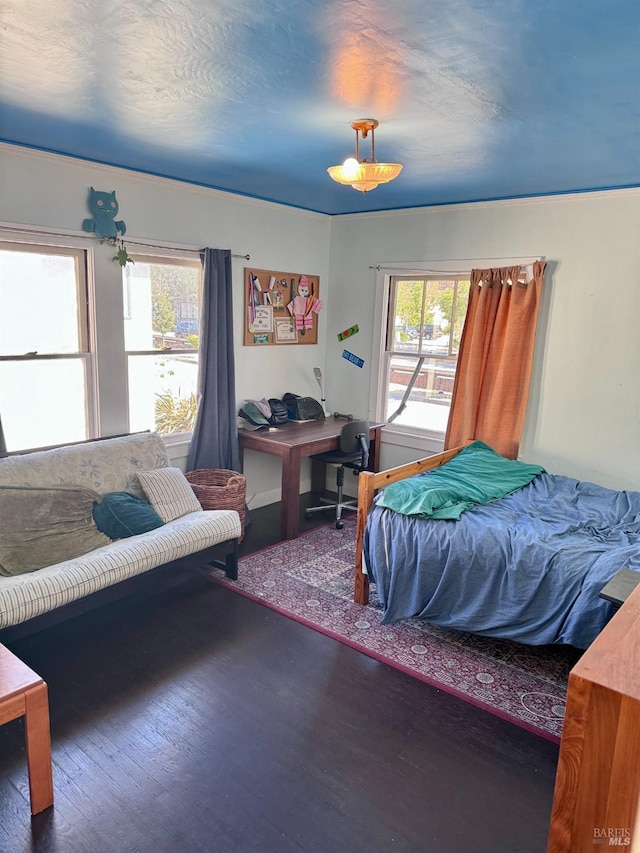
547 583 640 851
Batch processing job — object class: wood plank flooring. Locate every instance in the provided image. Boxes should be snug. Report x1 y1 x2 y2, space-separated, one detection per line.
0 498 560 852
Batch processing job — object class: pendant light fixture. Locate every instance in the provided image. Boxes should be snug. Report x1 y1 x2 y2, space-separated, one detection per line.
327 119 403 193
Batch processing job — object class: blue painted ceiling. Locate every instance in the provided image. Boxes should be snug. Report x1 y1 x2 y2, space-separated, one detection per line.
1 0 639 215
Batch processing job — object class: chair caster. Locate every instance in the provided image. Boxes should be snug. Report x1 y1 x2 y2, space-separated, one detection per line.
336 520 344 530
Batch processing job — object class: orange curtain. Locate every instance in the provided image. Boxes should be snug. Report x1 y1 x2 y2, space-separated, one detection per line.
444 260 546 459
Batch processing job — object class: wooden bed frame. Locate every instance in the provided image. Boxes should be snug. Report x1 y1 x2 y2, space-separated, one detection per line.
354 443 470 605
354 445 640 844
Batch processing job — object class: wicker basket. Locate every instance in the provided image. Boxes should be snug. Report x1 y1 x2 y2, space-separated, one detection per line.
185 468 246 540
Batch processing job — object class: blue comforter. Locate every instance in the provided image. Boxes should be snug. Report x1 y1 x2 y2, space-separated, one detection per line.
364 473 640 648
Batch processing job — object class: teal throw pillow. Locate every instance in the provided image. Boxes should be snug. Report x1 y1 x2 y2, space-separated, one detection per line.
93 492 165 539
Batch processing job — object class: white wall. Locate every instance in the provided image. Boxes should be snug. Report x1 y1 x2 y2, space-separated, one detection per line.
327 191 640 491
0 145 331 507
2 144 638 498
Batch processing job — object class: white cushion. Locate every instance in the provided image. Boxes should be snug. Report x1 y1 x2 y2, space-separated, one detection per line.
137 467 202 522
0 509 242 629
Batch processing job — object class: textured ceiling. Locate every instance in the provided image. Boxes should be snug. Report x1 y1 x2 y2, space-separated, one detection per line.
1 0 639 215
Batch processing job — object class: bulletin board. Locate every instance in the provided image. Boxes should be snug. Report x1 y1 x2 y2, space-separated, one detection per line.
243 267 322 346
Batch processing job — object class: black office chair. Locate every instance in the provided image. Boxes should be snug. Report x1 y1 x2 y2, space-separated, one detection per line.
305 420 370 529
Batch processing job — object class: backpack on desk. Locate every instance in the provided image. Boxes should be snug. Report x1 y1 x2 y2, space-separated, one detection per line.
282 393 325 421
267 398 289 425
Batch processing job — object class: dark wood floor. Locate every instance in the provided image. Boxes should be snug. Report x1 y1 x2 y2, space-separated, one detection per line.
0 497 560 852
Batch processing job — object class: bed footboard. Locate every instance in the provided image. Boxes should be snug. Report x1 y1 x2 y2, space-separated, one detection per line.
354 443 469 605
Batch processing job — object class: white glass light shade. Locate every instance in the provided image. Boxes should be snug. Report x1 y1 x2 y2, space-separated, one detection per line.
327 161 403 193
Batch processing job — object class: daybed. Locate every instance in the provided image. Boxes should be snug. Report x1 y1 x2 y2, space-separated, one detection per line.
354 441 640 649
0 432 242 636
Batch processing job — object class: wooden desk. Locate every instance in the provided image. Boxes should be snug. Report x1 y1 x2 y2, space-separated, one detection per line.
0 644 54 815
238 418 383 540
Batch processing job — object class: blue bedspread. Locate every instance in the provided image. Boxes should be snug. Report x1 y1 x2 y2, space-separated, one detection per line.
364 473 640 648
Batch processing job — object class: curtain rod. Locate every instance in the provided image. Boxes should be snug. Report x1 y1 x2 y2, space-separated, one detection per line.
369 256 539 272
125 236 250 259
0 224 249 260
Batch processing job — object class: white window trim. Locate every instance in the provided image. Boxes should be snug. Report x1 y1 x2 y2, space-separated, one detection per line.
124 252 203 446
370 257 541 454
0 240 99 447
0 229 204 450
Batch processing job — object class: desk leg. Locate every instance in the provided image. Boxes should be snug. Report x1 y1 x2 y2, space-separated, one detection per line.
310 458 326 495
281 450 301 540
24 682 54 815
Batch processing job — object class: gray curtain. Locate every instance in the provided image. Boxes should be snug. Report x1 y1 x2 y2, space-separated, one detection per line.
186 249 240 472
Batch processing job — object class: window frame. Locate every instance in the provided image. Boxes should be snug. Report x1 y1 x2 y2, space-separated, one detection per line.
383 273 470 435
0 228 205 455
370 258 540 453
0 240 98 449
123 251 203 445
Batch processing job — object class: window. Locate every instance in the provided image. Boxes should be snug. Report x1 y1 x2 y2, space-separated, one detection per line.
124 256 201 439
380 275 470 437
0 243 94 451
0 236 204 454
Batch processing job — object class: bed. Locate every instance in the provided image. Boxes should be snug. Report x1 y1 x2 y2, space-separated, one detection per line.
354 441 640 649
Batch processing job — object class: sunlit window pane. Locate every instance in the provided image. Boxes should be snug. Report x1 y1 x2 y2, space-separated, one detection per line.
386 356 454 433
386 276 470 434
127 353 199 436
0 249 83 355
0 243 90 453
451 280 470 355
124 261 200 351
124 257 201 437
0 360 88 451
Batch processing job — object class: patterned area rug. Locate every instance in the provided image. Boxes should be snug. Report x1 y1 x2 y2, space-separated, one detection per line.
209 519 577 742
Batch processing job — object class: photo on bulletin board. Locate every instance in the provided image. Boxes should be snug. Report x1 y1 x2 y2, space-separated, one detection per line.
274 316 298 343
244 267 322 346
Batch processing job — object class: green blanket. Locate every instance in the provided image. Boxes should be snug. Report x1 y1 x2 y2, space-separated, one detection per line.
376 441 545 519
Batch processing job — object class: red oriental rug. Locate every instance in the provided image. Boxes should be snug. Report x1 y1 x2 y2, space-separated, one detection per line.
208 519 577 742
